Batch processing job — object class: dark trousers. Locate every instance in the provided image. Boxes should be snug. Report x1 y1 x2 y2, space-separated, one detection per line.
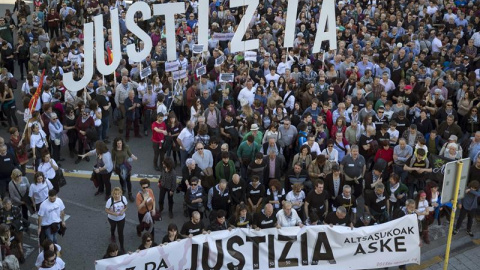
153 142 166 168
101 115 109 141
137 212 155 240
17 59 28 79
51 142 60 161
159 186 174 213
96 171 112 196
0 179 9 199
125 118 140 138
455 207 474 231
143 109 154 132
49 27 59 39
108 218 125 250
20 204 28 220
3 105 18 128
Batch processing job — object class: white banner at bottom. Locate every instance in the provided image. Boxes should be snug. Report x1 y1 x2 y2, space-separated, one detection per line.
95 215 421 270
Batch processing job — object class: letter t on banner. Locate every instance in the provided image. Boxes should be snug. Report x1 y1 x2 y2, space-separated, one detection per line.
312 0 337 53
153 3 186 61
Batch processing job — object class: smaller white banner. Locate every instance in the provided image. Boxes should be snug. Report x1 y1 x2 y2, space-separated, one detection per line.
172 69 187 80
219 73 235 82
165 61 180 72
245 51 257 61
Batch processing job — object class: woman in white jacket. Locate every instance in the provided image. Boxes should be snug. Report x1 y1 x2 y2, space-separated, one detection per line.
276 201 304 228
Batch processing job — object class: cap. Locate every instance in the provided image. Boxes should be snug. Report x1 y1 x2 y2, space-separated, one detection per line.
449 135 458 141
404 85 413 90
397 42 403 48
464 56 469 60
297 32 304 37
250 124 259 131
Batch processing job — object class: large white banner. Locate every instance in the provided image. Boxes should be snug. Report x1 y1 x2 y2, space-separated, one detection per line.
95 215 420 270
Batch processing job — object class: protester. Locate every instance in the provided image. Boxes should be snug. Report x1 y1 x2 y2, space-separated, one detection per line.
105 187 127 254
79 141 113 200
37 189 66 244
111 137 138 202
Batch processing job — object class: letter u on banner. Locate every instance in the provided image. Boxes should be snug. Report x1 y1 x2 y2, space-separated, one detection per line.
63 22 95 92
95 9 121 75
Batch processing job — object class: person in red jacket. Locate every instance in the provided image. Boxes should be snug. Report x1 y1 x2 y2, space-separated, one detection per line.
375 140 394 166
151 112 167 171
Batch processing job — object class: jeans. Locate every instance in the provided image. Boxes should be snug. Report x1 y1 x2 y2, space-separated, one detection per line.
101 115 109 141
144 109 154 132
44 223 60 244
180 149 189 168
108 218 125 250
393 164 408 183
118 165 132 194
51 141 61 161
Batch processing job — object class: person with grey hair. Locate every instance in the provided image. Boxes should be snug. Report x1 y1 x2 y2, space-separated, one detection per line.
276 201 303 227
48 112 64 162
324 205 353 228
115 76 139 134
180 158 202 193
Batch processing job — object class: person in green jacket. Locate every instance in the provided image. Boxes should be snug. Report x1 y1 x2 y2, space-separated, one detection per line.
215 152 236 183
242 124 263 145
237 135 260 181
386 173 409 217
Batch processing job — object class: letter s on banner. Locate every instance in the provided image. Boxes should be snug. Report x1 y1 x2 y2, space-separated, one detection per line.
95 9 121 75
126 2 153 62
63 22 95 92
283 0 299 49
312 0 337 52
153 3 186 61
230 0 259 54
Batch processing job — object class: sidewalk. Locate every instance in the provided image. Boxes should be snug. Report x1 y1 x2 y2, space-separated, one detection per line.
414 241 480 270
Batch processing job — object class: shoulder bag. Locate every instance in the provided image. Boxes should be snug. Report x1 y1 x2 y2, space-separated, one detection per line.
12 179 35 215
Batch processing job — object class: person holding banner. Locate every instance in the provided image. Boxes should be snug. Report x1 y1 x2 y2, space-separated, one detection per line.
180 211 205 238
276 201 304 228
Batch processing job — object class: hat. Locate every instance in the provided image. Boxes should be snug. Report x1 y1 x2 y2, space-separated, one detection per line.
297 32 304 37
464 56 469 60
264 52 270 57
250 124 259 131
434 88 442 94
397 43 403 48
449 135 458 141
404 85 413 90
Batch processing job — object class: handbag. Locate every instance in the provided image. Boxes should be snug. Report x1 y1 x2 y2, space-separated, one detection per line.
60 131 69 147
56 169 67 187
12 180 35 215
90 172 99 188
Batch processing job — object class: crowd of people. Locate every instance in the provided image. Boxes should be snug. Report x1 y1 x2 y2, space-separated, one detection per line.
0 0 480 268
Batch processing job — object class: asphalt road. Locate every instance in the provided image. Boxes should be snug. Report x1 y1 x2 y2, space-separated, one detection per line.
1 1 479 269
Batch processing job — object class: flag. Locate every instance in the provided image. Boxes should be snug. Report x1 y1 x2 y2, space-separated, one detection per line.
107 46 113 65
28 69 45 112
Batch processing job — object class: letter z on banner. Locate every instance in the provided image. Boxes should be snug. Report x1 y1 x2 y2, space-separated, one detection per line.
95 215 420 270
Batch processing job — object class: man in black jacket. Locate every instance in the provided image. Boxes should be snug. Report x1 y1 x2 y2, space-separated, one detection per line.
0 144 18 198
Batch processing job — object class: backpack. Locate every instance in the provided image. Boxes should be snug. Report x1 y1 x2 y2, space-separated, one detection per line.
109 196 126 209
294 132 307 152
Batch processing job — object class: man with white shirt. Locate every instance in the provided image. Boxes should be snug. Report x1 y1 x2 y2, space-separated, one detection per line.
431 32 443 54
39 249 66 270
38 189 66 244
303 134 321 156
277 55 293 75
237 80 255 106
380 72 395 93
265 68 280 87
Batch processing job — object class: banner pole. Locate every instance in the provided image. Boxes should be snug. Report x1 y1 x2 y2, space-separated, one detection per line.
443 160 463 270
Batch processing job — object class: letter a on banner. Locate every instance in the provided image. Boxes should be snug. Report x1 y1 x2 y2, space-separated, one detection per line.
312 0 337 52
63 22 95 92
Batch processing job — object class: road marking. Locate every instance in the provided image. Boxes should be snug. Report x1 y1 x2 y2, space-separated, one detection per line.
408 256 443 270
26 168 160 182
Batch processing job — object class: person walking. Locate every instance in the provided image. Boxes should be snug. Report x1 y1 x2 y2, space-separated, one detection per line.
158 157 176 219
38 189 66 244
177 121 195 166
79 141 114 200
8 169 30 220
454 180 480 237
48 112 64 162
111 137 137 202
105 187 127 254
